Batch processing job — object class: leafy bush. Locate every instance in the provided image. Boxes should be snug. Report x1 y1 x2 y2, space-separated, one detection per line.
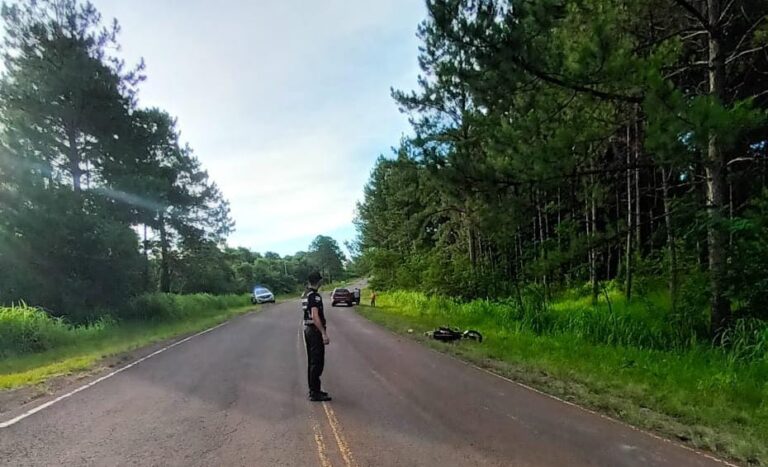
381 288 768 360
718 318 768 363
728 190 768 320
121 294 181 321
0 189 144 321
0 293 251 358
0 304 112 358
120 293 250 321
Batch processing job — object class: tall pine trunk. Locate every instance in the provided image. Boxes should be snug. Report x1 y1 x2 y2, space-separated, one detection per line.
159 213 171 293
625 125 634 302
556 188 562 251
66 124 81 193
661 167 678 314
585 177 598 304
537 189 548 295
634 116 641 250
591 180 599 303
143 224 150 291
706 0 731 336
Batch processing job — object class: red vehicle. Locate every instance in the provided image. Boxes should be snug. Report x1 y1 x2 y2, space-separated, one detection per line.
331 288 354 307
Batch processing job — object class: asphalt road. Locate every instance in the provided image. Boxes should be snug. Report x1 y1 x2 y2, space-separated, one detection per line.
0 296 730 466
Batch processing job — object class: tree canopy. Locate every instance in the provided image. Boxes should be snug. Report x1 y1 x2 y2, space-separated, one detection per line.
0 1 354 320
0 0 236 318
355 0 768 337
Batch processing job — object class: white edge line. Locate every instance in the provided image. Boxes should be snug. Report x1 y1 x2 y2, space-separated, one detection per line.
0 320 230 429
359 311 740 467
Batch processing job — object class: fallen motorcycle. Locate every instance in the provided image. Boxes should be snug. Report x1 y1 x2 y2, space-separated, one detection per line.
425 327 483 343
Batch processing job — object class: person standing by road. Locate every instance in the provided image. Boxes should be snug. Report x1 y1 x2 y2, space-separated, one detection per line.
353 287 361 305
370 290 377 307
303 271 331 402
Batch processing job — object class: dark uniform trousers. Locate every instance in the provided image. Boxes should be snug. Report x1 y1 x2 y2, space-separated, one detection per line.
304 324 325 394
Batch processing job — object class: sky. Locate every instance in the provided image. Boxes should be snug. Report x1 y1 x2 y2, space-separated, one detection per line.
91 0 425 257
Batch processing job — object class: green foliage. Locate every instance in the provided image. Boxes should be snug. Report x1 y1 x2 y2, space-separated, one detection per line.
0 188 144 319
120 293 250 321
356 0 768 341
172 239 237 294
728 190 768 319
670 270 711 343
308 235 346 282
220 241 350 296
718 318 768 364
0 0 235 316
0 293 250 359
379 285 729 354
0 304 113 358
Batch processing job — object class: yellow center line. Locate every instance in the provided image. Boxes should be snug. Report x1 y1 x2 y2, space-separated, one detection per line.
301 325 331 467
312 418 333 467
322 402 357 467
299 315 355 467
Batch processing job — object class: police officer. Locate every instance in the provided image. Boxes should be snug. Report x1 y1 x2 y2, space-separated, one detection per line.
302 271 331 401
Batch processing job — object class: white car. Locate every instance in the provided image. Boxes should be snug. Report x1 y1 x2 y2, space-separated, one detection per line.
251 287 276 304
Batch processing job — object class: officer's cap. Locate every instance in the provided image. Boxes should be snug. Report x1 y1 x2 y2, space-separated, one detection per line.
308 271 323 284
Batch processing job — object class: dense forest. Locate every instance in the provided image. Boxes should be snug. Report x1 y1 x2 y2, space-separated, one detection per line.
0 1 348 321
354 0 768 338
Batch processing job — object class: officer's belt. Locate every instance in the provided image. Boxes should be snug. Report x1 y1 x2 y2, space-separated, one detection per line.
303 320 316 326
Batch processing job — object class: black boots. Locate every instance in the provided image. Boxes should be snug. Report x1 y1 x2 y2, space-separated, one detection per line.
308 391 332 402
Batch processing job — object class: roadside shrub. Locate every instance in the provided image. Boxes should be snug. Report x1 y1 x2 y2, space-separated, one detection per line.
121 294 181 321
120 293 250 321
1 293 251 359
718 318 768 363
381 288 768 362
671 271 710 344
727 190 768 320
0 304 112 358
0 304 70 356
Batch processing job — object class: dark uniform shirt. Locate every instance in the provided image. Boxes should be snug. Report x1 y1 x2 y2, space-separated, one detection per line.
302 288 326 327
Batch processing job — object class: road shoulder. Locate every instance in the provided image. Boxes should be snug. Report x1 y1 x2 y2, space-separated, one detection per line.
353 305 742 467
0 306 262 418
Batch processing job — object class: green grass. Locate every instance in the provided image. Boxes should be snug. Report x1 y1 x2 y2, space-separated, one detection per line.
358 290 768 465
0 294 256 389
